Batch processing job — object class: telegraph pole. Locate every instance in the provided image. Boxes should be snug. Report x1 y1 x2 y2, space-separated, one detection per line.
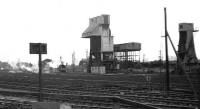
164 7 170 94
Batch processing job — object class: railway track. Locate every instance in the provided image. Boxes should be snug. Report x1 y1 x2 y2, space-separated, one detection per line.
0 88 159 109
0 72 199 109
0 83 198 109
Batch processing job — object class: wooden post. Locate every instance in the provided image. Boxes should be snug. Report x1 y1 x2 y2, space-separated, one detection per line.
38 43 42 102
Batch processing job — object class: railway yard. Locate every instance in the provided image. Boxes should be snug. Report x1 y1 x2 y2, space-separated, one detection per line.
1 0 200 108
0 71 199 109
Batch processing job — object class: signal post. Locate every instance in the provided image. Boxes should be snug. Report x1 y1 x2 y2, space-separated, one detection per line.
30 43 47 102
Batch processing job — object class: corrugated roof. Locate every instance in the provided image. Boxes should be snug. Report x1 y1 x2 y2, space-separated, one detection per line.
114 42 141 52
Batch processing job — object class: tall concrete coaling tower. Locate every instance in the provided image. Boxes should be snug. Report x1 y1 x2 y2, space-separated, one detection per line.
82 15 114 73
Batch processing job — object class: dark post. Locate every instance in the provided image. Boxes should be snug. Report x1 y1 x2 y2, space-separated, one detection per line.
87 50 92 73
159 50 162 91
38 43 42 102
164 7 170 93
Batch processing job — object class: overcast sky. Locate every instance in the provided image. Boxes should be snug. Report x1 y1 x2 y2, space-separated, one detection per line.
0 0 199 66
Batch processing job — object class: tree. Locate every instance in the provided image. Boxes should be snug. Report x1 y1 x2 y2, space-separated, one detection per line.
0 61 13 70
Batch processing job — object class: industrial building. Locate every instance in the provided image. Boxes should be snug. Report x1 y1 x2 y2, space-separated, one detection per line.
82 15 141 74
114 42 141 62
178 23 198 64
